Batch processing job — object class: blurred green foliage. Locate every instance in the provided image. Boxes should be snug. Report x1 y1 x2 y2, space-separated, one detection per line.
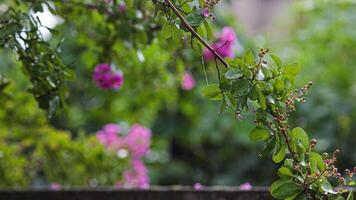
0 0 355 189
0 84 128 187
286 0 356 171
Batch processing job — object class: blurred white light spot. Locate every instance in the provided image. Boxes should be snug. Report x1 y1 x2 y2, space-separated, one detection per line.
117 149 128 158
31 3 64 41
89 179 98 188
137 50 145 63
256 69 265 81
0 4 9 13
135 10 143 19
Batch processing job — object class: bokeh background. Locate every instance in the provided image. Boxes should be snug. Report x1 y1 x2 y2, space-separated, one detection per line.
0 0 355 188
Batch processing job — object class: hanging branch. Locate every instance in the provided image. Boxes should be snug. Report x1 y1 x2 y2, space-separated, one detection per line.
164 0 230 68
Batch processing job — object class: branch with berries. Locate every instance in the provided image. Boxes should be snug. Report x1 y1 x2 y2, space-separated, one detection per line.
154 0 355 199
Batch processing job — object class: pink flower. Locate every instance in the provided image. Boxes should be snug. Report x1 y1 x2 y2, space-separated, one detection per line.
93 64 124 90
201 8 210 18
121 160 149 189
125 124 152 158
203 27 237 60
96 123 122 148
324 159 332 165
181 72 196 91
194 182 203 191
219 27 237 43
118 2 127 13
239 182 253 191
50 183 61 191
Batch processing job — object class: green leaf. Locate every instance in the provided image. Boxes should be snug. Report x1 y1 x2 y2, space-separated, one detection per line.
232 79 252 97
292 127 309 151
309 152 325 173
275 76 285 92
249 86 259 100
330 195 345 200
33 3 44 13
201 84 222 101
259 136 276 158
286 191 303 200
203 21 212 39
198 0 205 8
236 95 248 111
270 54 282 69
249 128 270 142
273 141 286 163
293 193 308 200
225 92 236 105
185 10 205 27
48 95 60 119
231 58 248 69
296 140 307 155
346 191 354 200
243 49 255 65
225 69 243 80
270 180 302 199
161 23 172 39
278 167 293 177
284 63 301 81
270 179 284 192
320 179 338 194
218 96 228 115
262 67 273 79
283 159 294 169
257 87 267 110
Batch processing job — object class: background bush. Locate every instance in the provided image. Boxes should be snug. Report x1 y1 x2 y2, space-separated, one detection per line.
0 0 355 187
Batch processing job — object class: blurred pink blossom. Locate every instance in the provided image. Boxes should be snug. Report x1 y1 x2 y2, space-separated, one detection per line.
181 72 196 91
239 182 253 191
50 183 61 191
97 123 151 158
219 27 237 43
96 124 122 148
118 2 127 13
125 124 152 158
97 123 151 189
121 160 149 189
93 64 124 90
201 8 210 18
194 182 203 191
203 27 237 60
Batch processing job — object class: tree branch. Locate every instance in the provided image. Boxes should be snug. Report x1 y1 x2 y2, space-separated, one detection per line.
164 0 229 68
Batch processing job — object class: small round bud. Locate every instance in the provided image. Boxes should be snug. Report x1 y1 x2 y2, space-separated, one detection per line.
322 153 329 158
310 139 318 148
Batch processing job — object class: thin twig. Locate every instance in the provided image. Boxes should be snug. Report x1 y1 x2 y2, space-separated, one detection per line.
279 121 298 161
201 56 209 85
214 57 221 82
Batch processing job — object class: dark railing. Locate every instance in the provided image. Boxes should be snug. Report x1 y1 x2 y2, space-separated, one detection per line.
0 186 274 200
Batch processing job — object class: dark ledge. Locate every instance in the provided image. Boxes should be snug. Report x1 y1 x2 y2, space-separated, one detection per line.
0 186 274 200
